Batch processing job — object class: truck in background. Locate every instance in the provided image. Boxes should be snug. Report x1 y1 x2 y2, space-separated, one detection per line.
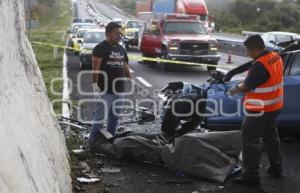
136 0 214 33
137 12 162 31
139 14 221 71
123 20 143 50
136 12 160 49
136 0 152 13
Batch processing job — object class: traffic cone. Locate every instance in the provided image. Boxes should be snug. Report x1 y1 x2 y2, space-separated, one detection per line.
227 50 233 64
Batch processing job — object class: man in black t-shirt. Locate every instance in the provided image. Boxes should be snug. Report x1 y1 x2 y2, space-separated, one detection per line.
89 22 132 145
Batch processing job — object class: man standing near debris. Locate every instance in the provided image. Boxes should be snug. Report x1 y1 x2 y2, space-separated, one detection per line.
89 22 132 144
227 35 283 185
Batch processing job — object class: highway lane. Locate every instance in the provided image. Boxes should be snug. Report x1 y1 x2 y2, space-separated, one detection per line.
87 0 251 90
128 51 250 91
93 1 131 20
76 0 109 22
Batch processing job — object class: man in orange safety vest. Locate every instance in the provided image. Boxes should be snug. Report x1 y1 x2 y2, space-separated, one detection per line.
227 35 283 185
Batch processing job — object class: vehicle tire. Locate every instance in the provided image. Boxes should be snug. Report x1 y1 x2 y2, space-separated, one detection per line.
161 94 206 137
157 48 169 71
207 62 218 72
161 98 180 137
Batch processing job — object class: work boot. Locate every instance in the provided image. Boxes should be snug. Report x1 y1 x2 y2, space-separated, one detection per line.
233 176 260 186
267 165 283 178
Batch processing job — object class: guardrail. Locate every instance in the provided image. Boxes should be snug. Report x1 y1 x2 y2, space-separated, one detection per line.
215 34 247 57
215 31 263 57
217 39 247 57
241 31 263 37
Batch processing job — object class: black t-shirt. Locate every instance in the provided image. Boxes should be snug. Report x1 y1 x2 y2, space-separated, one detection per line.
92 40 128 94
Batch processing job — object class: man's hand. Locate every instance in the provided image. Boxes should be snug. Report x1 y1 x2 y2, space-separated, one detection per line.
92 82 101 94
124 62 133 80
227 84 240 97
92 56 102 83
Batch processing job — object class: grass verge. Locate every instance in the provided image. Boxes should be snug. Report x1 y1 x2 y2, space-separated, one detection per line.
30 0 72 115
28 2 91 187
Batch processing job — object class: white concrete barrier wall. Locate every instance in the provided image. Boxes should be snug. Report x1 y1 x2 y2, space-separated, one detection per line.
0 1 72 193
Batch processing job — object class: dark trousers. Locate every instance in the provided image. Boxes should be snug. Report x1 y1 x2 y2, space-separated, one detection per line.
241 111 282 178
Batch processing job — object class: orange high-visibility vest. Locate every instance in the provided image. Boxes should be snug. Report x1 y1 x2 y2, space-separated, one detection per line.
244 51 284 112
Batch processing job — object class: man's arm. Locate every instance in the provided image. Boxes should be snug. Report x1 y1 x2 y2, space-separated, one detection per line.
92 56 102 83
240 62 270 92
227 62 270 96
224 61 252 81
236 62 270 92
124 62 133 80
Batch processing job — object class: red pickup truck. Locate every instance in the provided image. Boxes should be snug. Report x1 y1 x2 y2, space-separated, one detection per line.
140 14 221 71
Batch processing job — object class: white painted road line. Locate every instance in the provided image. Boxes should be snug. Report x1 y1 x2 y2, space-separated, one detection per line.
62 52 71 136
136 77 153 88
62 52 70 119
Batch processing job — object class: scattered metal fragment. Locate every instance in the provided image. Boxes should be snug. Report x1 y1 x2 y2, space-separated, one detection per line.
139 110 155 122
147 179 154 183
100 168 121 173
79 145 87 149
59 116 92 126
136 106 156 123
76 177 100 184
96 161 104 168
150 173 159 177
72 149 89 160
79 162 90 173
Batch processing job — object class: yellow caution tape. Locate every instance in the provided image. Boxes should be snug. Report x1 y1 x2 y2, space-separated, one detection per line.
31 41 235 69
32 41 80 51
128 55 234 68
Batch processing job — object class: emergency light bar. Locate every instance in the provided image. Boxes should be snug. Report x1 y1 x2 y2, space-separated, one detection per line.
164 14 200 21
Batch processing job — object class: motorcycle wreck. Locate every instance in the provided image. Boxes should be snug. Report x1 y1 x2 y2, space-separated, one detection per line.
88 69 245 183
160 69 245 138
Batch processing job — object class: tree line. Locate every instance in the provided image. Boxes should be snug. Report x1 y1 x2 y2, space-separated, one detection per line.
208 0 300 33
